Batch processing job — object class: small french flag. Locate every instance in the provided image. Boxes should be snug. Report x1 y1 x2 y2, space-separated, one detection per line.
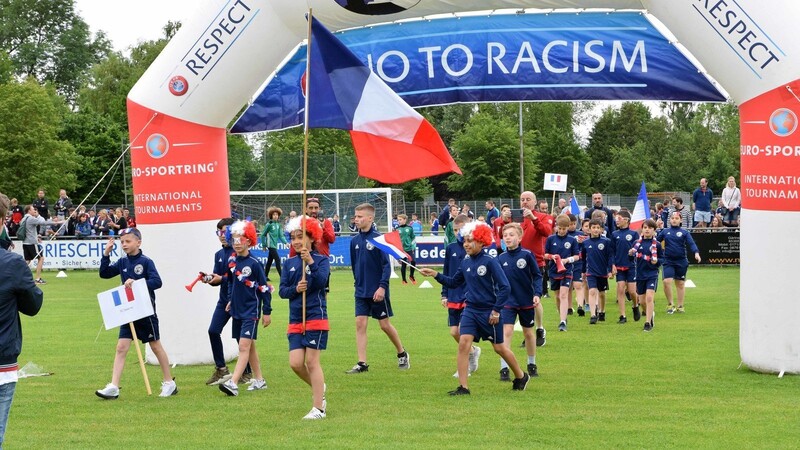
630 181 651 230
368 231 411 260
569 190 581 215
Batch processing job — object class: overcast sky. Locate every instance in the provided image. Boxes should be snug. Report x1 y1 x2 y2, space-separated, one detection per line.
75 0 196 51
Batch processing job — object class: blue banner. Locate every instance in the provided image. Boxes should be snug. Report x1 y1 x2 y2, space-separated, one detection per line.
232 12 725 133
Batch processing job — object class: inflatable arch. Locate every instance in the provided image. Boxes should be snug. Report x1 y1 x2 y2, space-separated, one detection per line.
127 0 799 373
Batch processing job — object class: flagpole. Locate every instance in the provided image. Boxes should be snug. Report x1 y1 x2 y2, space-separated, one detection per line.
300 8 314 333
128 323 152 395
396 258 424 273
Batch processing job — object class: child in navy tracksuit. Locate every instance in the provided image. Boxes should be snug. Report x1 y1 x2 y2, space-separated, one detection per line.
544 215 580 331
569 217 590 316
441 215 481 377
200 218 252 386
658 212 701 314
422 222 530 395
630 219 662 331
218 220 271 396
347 203 408 375
611 211 639 323
498 222 542 379
582 219 615 324
280 216 330 420
96 227 176 399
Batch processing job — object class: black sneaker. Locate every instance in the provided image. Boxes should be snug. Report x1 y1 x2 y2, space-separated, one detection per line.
577 307 585 317
519 339 526 348
527 363 538 377
535 328 546 347
558 321 567 332
598 312 606 322
448 386 471 396
346 362 369 374
512 373 530 391
632 305 641 322
499 367 511 382
590 315 598 325
567 308 574 315
625 292 632 302
643 322 653 332
618 315 627 324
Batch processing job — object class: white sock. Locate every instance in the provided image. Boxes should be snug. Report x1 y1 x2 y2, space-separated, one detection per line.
500 359 509 369
528 356 535 365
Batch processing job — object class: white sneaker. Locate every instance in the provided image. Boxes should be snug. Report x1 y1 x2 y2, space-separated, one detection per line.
247 378 267 391
95 383 119 399
219 379 238 396
398 352 410 370
468 345 482 373
159 379 178 397
452 371 471 378
303 407 326 420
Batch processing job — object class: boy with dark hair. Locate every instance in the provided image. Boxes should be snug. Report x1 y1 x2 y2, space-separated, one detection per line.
629 219 662 331
544 215 580 331
421 222 530 395
200 218 253 386
443 204 460 246
96 228 177 399
498 222 542 379
658 212 701 314
567 214 588 316
396 214 417 285
261 207 286 281
347 203 409 374
582 219 615 324
611 210 639 323
218 221 271 396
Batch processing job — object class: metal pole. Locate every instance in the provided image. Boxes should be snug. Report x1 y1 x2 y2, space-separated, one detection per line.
122 138 129 209
519 102 524 192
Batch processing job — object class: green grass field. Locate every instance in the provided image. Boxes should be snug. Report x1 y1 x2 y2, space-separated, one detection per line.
8 266 800 448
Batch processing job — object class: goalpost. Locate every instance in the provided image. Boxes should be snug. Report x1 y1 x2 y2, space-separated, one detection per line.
230 187 404 232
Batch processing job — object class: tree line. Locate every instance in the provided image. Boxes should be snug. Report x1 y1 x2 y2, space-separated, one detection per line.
0 0 740 208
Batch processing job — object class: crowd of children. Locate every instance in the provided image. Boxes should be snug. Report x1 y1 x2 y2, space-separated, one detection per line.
90 195 703 414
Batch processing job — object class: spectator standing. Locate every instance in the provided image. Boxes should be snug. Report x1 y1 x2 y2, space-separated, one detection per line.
32 190 49 236
582 192 615 233
21 205 62 284
485 200 499 226
0 193 43 446
332 214 341 235
669 197 692 229
124 209 137 228
719 176 741 227
520 191 554 346
7 199 23 237
461 204 474 221
438 198 457 230
429 213 439 236
54 189 72 219
692 178 713 227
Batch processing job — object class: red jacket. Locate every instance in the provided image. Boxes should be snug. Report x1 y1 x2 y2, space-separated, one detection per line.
289 218 336 257
520 211 554 267
493 216 512 249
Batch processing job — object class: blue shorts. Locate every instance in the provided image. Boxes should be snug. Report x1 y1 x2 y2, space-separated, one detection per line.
288 330 328 351
694 210 712 224
232 318 259 340
355 296 393 320
636 278 659 295
118 315 159 343
571 269 584 283
500 308 535 329
616 269 635 283
459 308 503 344
663 263 688 280
550 276 572 291
585 275 609 292
448 307 464 327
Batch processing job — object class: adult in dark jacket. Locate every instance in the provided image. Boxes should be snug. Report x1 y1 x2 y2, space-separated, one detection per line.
0 193 44 446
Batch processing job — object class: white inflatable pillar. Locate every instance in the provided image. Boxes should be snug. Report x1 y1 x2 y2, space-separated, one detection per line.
647 0 800 373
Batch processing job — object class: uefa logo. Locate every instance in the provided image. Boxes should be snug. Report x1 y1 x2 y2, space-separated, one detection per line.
146 134 169 159
168 76 189 96
769 108 797 137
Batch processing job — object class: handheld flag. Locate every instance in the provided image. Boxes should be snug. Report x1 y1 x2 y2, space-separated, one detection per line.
368 231 412 260
306 17 461 184
630 181 652 230
569 190 581 215
97 279 154 330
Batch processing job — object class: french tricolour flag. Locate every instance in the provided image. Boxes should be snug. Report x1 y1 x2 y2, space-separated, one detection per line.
306 17 461 184
368 231 411 261
569 190 581 215
630 181 651 230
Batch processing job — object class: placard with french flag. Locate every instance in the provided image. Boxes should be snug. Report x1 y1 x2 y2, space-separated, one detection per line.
544 173 568 191
97 279 154 330
630 181 652 230
305 16 461 184
367 231 411 261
